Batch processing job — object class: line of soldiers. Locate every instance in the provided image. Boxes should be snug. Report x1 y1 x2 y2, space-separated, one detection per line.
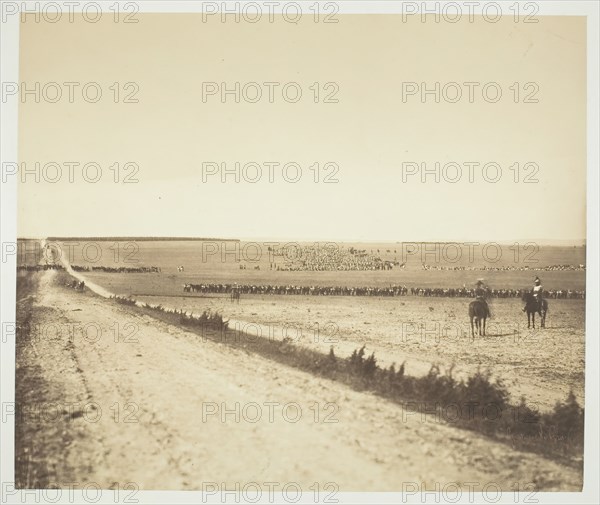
17 264 64 271
183 280 585 299
71 265 161 273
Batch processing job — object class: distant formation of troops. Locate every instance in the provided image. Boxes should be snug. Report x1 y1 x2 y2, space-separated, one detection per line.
267 245 396 271
183 283 585 299
421 263 586 272
409 286 585 299
70 265 161 273
16 260 586 300
17 264 161 273
17 264 64 271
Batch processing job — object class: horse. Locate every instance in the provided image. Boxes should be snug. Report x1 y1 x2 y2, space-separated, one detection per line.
522 292 548 328
469 299 490 336
230 288 240 304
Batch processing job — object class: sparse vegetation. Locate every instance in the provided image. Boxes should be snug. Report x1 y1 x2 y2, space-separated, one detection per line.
112 295 138 306
178 308 228 330
47 238 584 466
109 286 583 462
349 345 377 377
15 239 586 487
337 347 584 461
15 270 67 488
111 295 228 330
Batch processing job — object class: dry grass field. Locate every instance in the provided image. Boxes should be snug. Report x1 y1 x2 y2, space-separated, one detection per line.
49 239 584 412
14 239 587 490
131 294 585 412
47 239 586 289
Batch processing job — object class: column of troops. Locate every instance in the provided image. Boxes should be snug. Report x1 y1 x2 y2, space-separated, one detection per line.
183 283 586 299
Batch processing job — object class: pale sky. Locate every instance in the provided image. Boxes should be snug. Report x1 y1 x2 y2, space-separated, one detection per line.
18 14 586 242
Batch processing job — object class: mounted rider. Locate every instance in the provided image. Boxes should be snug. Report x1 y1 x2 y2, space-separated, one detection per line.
474 279 491 317
523 276 543 312
532 276 544 307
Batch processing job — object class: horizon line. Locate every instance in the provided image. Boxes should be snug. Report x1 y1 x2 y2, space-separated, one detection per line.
16 235 588 245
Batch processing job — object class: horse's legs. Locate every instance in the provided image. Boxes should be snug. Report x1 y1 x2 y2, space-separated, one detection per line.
527 312 531 329
470 317 475 338
482 317 486 336
532 312 535 329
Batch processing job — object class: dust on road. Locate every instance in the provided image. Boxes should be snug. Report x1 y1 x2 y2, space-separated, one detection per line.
17 270 583 491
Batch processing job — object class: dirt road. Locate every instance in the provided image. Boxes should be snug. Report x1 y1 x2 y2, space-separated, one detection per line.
17 269 583 491
133 293 585 412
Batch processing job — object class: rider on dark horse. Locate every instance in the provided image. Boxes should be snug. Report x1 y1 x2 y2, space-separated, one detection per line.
474 279 491 317
523 276 544 312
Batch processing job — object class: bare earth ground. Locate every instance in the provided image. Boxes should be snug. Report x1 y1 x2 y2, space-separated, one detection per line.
16 269 583 491
136 294 585 412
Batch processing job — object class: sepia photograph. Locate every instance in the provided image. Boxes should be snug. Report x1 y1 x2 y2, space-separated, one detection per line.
1 1 598 504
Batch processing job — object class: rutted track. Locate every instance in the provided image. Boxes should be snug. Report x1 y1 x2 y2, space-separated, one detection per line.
16 244 584 490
